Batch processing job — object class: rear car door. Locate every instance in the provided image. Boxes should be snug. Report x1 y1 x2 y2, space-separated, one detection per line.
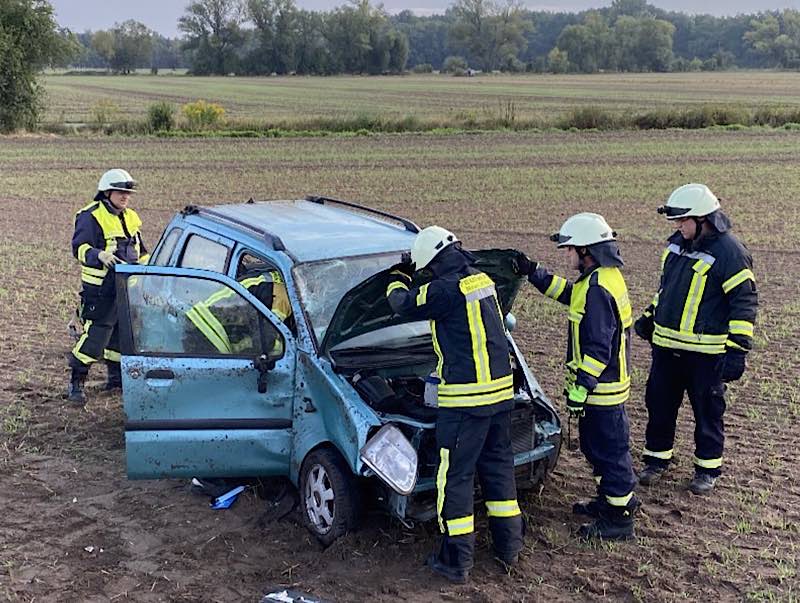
115 265 295 480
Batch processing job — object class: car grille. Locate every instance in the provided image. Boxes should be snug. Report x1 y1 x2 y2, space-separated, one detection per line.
510 406 538 454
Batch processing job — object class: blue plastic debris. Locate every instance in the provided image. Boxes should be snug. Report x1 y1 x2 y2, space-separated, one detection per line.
210 485 246 509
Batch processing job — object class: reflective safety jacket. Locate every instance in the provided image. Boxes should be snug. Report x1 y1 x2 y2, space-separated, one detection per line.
72 200 148 297
386 247 513 411
187 270 292 355
530 264 632 406
643 230 757 355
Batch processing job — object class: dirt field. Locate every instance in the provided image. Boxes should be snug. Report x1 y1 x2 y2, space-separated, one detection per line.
1 129 798 602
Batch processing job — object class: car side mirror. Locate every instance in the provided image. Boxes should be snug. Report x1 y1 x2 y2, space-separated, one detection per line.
253 354 276 394
504 312 516 332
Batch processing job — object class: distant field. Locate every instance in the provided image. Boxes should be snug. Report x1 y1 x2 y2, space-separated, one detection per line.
42 71 800 126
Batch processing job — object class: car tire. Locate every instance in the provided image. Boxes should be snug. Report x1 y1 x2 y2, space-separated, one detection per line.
300 448 360 546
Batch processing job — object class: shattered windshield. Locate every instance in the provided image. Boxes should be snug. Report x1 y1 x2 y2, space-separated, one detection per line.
293 252 403 346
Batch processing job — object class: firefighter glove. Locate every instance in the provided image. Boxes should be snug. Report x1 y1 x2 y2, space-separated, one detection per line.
720 350 746 383
511 251 536 276
388 262 413 283
566 384 588 418
97 250 120 268
634 314 654 342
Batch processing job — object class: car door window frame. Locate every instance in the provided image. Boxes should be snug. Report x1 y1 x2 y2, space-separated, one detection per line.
177 229 234 274
117 268 290 362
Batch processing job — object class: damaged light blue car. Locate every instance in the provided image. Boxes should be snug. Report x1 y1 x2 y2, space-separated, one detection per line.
115 196 561 545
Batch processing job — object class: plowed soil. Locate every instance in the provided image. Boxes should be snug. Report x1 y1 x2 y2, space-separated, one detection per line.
1 129 798 602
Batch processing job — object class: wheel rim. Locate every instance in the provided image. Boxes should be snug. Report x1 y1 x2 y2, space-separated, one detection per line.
304 463 335 534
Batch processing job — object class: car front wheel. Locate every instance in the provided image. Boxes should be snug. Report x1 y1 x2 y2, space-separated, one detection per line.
300 448 360 546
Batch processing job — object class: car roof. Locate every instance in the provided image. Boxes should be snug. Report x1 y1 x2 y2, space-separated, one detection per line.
199 199 417 263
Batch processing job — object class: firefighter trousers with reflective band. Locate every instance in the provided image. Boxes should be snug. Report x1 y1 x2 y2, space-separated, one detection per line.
435 407 524 572
578 404 637 507
70 295 120 370
643 347 726 477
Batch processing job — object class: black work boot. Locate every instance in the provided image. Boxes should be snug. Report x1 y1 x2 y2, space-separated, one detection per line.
104 361 122 391
688 473 717 495
572 497 603 518
67 368 87 405
638 464 667 486
426 553 469 584
579 503 636 541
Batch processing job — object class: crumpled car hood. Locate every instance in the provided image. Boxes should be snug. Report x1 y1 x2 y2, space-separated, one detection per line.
321 249 524 356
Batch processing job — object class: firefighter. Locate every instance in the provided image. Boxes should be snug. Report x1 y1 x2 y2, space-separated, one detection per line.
634 184 757 495
67 169 148 405
185 266 292 356
514 213 638 540
385 226 524 584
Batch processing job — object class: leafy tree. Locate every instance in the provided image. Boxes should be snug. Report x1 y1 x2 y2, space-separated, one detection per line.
449 0 528 71
0 0 77 132
180 0 245 74
547 47 569 73
91 30 115 69
110 20 153 74
293 10 327 74
744 10 800 68
246 0 299 74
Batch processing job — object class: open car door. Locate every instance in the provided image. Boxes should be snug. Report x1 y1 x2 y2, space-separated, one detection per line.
115 265 296 480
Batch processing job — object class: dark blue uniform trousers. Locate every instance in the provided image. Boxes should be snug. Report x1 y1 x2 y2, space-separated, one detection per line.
579 404 637 507
435 406 524 572
644 347 726 477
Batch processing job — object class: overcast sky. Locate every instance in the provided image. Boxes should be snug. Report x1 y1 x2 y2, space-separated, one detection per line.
50 0 800 37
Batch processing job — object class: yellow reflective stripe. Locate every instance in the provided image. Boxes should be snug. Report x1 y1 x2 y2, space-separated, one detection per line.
606 492 634 507
694 456 722 469
459 272 494 295
139 254 150 265
436 448 450 533
544 275 567 300
82 266 107 278
729 320 754 337
437 374 513 396
386 281 408 296
586 389 629 406
594 475 602 485
186 306 231 353
430 321 444 379
660 248 670 269
726 339 747 351
204 286 236 306
653 335 725 354
580 354 606 378
438 386 513 408
239 275 267 288
722 269 755 293
654 324 727 344
416 283 429 307
679 266 709 332
619 325 628 382
446 515 475 536
592 377 630 394
71 320 96 364
570 320 580 369
485 500 521 518
81 274 105 286
466 299 490 382
77 243 92 264
643 448 673 460
104 349 121 362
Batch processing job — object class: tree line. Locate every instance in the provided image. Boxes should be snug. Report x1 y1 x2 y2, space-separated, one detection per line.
62 0 800 76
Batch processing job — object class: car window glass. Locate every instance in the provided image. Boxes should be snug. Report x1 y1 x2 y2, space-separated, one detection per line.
127 274 284 359
180 235 228 272
236 252 296 333
150 228 182 267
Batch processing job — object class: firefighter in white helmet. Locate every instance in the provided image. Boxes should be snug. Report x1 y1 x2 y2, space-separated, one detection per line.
635 184 758 494
385 226 523 583
67 169 148 405
514 213 638 540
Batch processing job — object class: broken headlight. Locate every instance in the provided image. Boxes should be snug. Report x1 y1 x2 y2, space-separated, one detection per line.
360 424 418 496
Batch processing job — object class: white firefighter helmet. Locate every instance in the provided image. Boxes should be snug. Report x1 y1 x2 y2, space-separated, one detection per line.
659 183 720 219
97 169 137 194
411 225 459 269
550 213 616 248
